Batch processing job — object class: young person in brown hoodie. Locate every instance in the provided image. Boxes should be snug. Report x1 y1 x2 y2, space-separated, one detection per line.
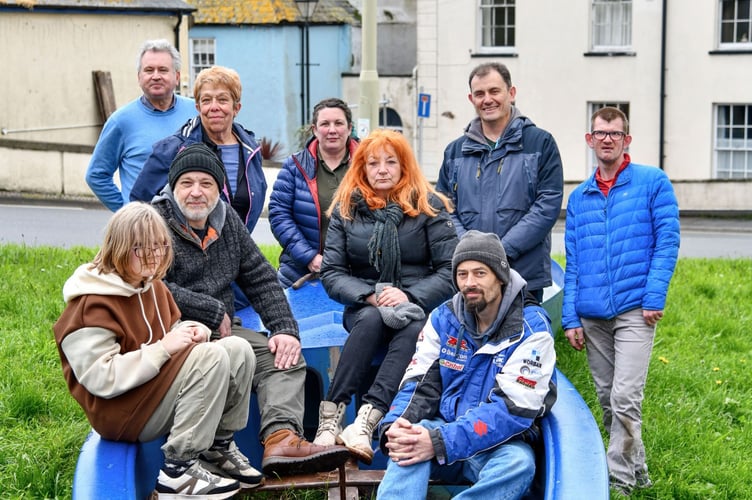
53 202 260 499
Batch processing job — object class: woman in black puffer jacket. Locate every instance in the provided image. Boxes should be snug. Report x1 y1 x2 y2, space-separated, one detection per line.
315 129 458 464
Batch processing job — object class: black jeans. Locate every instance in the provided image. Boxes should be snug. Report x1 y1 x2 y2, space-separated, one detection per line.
326 305 426 414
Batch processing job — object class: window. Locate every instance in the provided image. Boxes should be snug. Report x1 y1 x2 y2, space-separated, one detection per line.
478 0 515 53
378 107 404 134
715 104 752 179
591 0 632 51
189 38 216 87
719 0 752 46
587 102 630 174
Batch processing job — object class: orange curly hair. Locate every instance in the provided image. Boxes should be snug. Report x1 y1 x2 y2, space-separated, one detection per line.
327 129 452 220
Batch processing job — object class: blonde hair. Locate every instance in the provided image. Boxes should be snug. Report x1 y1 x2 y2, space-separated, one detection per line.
193 66 242 104
91 202 173 284
327 129 452 220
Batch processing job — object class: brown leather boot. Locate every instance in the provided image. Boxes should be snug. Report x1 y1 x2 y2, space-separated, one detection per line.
261 428 350 477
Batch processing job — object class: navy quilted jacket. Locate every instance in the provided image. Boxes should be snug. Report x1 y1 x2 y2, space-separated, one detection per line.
269 137 359 287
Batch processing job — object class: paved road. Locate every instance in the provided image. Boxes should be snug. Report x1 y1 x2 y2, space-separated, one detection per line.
1 200 751 259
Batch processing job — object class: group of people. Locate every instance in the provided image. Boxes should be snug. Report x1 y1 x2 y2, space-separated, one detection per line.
57 38 679 499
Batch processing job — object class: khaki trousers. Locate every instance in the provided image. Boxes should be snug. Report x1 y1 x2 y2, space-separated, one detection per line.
582 308 655 487
139 336 255 461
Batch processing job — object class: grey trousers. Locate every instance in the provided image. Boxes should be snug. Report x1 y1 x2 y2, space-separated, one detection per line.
231 325 307 441
581 308 655 487
139 336 255 462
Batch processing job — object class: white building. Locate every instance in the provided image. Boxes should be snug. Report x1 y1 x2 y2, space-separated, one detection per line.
410 0 752 210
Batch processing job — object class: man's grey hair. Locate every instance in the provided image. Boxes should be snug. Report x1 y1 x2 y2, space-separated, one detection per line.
137 39 181 72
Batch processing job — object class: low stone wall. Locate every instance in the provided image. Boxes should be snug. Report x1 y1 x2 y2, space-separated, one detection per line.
0 140 281 211
2 140 752 213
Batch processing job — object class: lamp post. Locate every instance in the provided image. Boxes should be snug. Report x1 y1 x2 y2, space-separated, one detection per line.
358 0 379 137
296 0 319 126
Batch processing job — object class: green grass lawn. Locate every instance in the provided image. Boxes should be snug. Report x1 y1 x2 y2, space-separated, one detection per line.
0 244 750 499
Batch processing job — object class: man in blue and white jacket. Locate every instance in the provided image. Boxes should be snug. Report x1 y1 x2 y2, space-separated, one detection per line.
377 230 557 499
563 106 680 496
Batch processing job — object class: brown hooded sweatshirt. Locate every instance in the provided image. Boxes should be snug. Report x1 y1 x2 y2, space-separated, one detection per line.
53 264 199 442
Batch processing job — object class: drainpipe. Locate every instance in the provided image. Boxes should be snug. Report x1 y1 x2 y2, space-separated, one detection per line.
412 64 418 147
659 0 667 169
174 13 183 54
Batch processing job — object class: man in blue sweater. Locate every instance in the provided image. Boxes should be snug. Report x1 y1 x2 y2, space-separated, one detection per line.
85 39 195 211
563 106 680 496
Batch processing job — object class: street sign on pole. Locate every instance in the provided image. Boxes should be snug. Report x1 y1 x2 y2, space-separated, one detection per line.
418 93 431 118
357 118 370 138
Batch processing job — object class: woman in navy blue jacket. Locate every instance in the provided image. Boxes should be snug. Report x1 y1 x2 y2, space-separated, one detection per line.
315 129 458 465
130 66 266 234
269 98 358 288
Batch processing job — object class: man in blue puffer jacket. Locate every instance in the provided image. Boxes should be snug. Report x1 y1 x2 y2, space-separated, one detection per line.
377 231 557 499
436 62 563 305
269 98 359 288
562 106 680 497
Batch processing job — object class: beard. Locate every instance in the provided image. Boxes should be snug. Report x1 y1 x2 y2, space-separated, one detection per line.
177 195 219 225
463 288 489 314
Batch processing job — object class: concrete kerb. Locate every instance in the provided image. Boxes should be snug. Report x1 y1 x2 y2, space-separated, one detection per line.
3 190 752 234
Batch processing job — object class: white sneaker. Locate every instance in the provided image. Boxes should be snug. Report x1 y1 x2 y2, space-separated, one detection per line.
155 460 240 499
200 441 263 488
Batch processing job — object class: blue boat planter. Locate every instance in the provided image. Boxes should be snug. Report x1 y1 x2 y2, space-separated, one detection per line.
72 261 608 499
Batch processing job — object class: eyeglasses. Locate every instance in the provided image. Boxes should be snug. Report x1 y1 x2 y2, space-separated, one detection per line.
133 245 170 258
591 130 626 141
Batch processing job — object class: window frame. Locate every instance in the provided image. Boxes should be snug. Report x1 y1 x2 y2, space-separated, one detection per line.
189 38 216 89
714 103 752 179
476 0 516 55
718 0 752 49
590 0 633 53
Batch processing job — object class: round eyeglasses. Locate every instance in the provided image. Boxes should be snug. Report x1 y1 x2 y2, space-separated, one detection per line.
133 245 170 258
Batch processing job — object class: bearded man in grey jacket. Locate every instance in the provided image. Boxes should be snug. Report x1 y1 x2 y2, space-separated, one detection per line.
152 142 350 477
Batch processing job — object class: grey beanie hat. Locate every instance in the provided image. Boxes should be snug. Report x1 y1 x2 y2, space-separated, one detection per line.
168 143 226 190
452 230 510 287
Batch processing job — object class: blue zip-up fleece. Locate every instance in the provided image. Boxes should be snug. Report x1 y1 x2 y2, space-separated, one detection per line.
562 163 680 329
130 117 267 233
269 136 359 287
436 112 563 292
379 270 557 465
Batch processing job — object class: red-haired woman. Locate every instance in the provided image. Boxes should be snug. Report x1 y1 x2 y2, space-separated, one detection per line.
315 129 458 464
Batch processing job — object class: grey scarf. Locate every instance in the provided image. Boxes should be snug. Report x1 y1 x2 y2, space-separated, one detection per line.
367 202 404 286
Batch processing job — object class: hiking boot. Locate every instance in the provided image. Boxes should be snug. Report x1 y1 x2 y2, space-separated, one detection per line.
200 440 263 488
156 460 239 499
313 401 346 446
337 403 383 465
261 428 350 477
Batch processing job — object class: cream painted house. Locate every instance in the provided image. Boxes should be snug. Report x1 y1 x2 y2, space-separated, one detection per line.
410 0 752 210
0 0 194 197
0 0 194 146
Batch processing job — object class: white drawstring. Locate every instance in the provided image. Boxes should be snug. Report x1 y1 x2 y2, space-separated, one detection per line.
136 285 168 345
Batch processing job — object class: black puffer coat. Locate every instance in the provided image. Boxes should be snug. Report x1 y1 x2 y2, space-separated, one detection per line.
320 194 458 312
